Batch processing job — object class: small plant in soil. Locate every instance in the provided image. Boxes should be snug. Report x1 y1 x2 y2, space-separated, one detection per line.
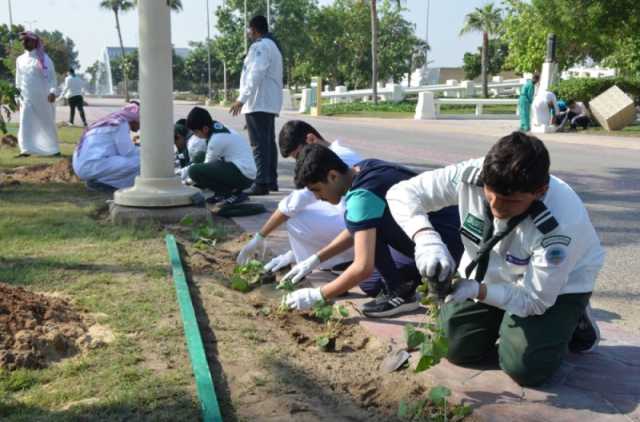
179 216 229 249
313 302 349 352
230 260 268 292
398 385 472 421
404 279 449 372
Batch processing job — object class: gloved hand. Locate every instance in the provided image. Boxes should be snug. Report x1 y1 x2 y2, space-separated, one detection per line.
282 254 320 285
236 233 265 265
445 279 480 304
179 166 191 182
283 287 324 311
414 230 455 282
264 250 295 273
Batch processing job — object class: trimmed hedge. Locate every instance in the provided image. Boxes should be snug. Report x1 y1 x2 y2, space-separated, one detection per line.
551 77 640 105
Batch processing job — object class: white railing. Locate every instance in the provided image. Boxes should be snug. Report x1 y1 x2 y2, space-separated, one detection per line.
283 78 525 118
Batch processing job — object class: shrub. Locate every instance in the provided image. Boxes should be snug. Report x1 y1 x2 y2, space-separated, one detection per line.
552 77 640 106
0 80 19 134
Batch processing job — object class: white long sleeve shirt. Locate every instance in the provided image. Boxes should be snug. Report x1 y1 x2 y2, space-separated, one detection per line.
204 128 257 180
278 141 362 218
61 75 85 98
238 37 283 115
386 158 605 317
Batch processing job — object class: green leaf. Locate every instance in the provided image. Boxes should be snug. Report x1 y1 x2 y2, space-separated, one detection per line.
428 385 451 406
313 301 334 323
415 354 434 373
230 275 251 293
179 215 194 226
337 305 349 318
404 324 426 350
316 335 330 348
453 404 473 417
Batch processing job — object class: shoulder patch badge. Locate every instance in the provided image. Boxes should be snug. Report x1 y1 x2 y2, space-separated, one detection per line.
541 235 572 248
545 247 567 266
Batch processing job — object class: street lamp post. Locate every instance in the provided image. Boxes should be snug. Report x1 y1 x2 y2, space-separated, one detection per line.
206 0 212 102
267 0 270 28
8 0 13 27
114 0 198 208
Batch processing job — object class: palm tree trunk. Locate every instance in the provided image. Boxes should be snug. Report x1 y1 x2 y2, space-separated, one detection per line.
371 0 378 105
114 9 130 102
482 31 488 98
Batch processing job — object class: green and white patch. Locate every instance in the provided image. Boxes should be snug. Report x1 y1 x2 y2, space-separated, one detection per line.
463 213 485 238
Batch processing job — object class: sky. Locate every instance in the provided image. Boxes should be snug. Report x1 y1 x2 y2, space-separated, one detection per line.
1 0 489 72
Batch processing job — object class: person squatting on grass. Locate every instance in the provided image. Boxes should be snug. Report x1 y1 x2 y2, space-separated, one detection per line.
386 131 605 386
72 102 141 193
282 144 463 318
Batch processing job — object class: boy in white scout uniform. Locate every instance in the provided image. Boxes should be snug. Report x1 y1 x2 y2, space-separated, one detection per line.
386 131 605 386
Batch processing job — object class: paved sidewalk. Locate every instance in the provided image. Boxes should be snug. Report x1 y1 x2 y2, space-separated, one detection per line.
230 190 640 422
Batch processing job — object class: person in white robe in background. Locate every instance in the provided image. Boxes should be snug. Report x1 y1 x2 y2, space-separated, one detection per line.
14 31 59 157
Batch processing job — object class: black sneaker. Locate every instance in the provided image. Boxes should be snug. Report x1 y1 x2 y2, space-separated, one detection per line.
269 183 279 192
85 180 116 194
569 304 600 353
222 192 249 206
245 183 270 196
361 292 420 318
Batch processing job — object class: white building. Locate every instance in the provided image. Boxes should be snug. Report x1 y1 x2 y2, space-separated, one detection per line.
561 65 617 80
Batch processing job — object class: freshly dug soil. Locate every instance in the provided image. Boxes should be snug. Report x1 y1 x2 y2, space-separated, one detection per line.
178 231 475 422
0 283 100 370
0 158 80 184
1 134 18 148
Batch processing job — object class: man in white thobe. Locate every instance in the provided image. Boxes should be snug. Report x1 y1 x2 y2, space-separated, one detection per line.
531 90 560 132
72 103 140 192
15 31 59 157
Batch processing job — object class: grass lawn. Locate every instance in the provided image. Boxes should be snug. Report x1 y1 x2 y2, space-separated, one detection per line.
0 126 200 421
582 122 640 137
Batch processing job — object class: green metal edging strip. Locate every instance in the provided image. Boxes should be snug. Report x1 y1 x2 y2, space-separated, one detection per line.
165 234 223 422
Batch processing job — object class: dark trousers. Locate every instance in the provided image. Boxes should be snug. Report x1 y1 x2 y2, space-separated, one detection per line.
245 112 277 186
440 293 591 386
188 160 253 195
68 95 87 126
360 247 418 297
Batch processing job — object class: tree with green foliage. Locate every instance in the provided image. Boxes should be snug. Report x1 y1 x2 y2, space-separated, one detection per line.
460 3 503 97
501 0 640 77
462 39 508 81
0 24 25 81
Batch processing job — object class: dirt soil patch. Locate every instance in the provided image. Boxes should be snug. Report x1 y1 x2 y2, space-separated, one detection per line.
0 283 109 370
1 134 18 148
0 158 80 185
176 229 472 421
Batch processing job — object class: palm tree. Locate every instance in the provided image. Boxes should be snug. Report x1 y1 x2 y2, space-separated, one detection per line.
100 0 135 101
460 3 502 98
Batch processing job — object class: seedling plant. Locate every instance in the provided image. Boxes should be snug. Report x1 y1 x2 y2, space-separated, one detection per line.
398 385 472 421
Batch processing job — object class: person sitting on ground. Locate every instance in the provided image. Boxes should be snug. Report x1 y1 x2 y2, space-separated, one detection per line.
237 119 363 276
185 107 256 205
282 144 463 318
386 131 605 386
72 102 140 193
562 100 591 131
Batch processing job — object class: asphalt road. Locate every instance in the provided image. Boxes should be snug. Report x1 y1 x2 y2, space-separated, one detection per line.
50 98 640 331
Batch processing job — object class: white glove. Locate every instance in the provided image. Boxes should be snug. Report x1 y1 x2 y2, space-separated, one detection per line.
414 230 455 282
282 254 320 285
445 279 480 304
284 288 324 311
179 166 191 182
236 233 265 265
264 250 295 273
